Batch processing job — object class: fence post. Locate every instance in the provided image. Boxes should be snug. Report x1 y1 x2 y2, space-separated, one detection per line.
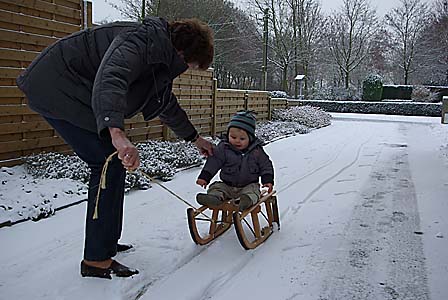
442 96 448 124
211 78 218 136
244 91 249 111
81 1 93 29
267 95 272 120
162 123 170 140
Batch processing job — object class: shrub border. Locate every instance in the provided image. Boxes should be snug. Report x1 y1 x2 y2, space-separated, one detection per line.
289 100 441 117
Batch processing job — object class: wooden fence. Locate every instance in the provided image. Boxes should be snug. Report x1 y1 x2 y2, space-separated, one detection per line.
0 0 93 166
0 0 289 167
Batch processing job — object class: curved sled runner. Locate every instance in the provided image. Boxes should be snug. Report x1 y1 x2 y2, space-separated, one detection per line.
187 191 280 250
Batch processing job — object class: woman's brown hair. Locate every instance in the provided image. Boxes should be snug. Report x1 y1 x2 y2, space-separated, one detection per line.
169 19 214 70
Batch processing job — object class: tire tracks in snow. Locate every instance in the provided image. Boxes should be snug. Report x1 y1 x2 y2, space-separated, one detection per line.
318 127 430 300
133 243 213 300
279 136 371 221
134 239 260 300
197 253 255 300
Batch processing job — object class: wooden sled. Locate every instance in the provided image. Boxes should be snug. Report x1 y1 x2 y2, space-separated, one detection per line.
187 191 280 250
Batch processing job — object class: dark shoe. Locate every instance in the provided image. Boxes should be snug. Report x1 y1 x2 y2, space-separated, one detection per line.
238 194 255 212
117 243 133 252
80 261 112 279
109 260 139 277
196 193 222 207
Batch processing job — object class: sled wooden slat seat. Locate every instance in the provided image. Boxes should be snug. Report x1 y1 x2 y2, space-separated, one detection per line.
187 190 280 250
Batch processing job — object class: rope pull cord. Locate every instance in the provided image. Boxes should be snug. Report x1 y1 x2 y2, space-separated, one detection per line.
93 152 213 222
93 151 118 219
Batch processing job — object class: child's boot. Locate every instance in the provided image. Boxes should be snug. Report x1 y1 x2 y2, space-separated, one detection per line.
196 193 222 207
238 194 256 212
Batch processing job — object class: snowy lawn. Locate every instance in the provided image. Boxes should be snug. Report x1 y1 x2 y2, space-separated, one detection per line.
1 113 447 300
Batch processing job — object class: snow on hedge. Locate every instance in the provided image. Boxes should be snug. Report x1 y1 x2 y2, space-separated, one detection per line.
25 152 89 183
24 140 204 193
269 90 289 98
256 121 310 142
272 105 332 128
0 106 331 225
292 100 441 116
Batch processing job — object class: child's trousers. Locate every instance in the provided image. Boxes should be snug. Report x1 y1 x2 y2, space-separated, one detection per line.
207 181 260 205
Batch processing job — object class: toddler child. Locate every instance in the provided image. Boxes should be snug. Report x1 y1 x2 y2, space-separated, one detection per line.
196 111 274 211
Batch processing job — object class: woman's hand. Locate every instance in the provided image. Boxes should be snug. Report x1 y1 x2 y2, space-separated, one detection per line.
193 135 214 157
196 179 208 189
109 127 140 171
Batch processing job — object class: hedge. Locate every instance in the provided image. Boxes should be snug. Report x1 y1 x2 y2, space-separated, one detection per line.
289 100 441 117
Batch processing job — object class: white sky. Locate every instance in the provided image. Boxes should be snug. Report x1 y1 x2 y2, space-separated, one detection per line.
91 0 437 24
91 0 125 23
320 0 397 15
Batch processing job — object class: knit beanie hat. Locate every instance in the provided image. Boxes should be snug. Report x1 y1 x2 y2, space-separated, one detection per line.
227 111 256 137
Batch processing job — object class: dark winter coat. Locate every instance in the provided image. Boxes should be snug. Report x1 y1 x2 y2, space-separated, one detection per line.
16 17 197 140
198 138 274 187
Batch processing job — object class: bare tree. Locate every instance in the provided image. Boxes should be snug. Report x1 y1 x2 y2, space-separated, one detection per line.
365 26 394 82
109 0 163 20
325 0 378 89
287 0 324 97
249 0 296 92
110 0 263 89
432 0 448 84
211 6 263 89
415 0 448 85
385 0 431 85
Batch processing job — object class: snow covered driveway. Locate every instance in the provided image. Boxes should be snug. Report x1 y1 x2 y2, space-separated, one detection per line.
1 114 447 300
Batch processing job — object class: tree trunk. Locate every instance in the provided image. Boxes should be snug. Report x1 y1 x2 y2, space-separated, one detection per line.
345 70 349 89
293 0 298 98
282 66 288 91
304 63 309 98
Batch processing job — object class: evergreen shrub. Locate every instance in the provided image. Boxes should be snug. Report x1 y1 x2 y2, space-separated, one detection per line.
382 85 413 100
362 74 383 101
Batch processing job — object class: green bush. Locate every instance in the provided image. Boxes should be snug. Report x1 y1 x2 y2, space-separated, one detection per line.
362 74 383 101
382 85 413 100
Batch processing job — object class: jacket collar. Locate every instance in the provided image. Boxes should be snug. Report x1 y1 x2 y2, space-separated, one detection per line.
170 51 188 80
141 16 188 77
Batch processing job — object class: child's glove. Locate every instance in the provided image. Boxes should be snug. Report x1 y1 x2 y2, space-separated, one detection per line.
262 183 273 193
196 179 208 189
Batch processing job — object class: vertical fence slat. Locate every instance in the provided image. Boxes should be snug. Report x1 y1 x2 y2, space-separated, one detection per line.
211 78 217 136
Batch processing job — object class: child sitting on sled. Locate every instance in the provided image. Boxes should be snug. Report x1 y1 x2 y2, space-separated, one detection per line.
196 111 274 211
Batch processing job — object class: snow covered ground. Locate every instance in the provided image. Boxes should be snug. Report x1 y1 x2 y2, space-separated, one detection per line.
1 113 447 300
